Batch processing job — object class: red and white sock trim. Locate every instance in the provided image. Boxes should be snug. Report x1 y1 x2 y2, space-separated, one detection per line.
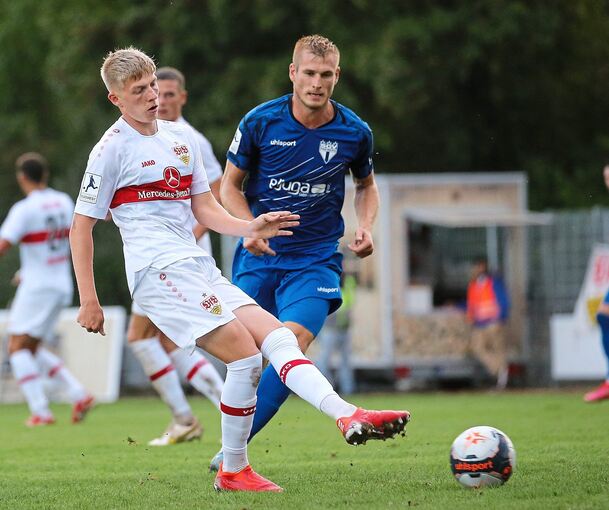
279 359 313 384
48 364 62 378
149 364 174 381
18 373 39 385
220 402 256 417
186 359 207 381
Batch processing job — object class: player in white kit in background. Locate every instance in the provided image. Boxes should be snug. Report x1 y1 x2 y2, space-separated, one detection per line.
70 47 409 493
126 66 225 446
0 153 94 426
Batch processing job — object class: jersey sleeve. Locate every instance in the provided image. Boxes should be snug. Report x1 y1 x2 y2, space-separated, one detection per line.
350 124 374 179
0 202 28 244
189 129 211 196
74 141 120 219
226 117 256 172
197 132 223 184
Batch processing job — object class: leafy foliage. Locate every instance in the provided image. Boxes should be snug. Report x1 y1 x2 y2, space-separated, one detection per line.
2 0 609 305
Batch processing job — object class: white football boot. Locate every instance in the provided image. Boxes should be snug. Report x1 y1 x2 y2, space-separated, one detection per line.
148 418 203 446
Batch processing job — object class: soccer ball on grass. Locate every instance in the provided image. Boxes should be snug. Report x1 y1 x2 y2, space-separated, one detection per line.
450 425 515 488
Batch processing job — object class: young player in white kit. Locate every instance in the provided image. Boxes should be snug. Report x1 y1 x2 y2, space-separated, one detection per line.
70 47 410 493
126 67 225 446
0 153 94 426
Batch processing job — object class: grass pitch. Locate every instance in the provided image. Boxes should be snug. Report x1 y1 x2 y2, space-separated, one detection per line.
0 391 608 509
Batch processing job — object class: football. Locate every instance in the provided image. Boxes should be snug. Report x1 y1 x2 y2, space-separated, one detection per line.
450 426 516 488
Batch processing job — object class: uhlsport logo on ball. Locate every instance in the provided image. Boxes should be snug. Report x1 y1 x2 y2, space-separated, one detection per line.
450 426 516 488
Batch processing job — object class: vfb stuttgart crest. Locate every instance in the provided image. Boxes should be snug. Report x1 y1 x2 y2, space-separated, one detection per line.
319 140 338 163
201 293 222 315
173 144 190 165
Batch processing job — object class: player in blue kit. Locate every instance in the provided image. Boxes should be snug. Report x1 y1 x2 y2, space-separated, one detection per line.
212 34 383 469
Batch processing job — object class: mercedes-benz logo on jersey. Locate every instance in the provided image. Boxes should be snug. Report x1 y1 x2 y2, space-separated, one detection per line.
163 166 181 188
319 140 338 163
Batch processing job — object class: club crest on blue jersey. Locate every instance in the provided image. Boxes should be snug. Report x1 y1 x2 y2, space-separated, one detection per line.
319 140 338 163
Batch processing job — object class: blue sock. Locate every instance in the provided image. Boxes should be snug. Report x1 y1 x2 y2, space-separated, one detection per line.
248 365 291 442
596 313 609 379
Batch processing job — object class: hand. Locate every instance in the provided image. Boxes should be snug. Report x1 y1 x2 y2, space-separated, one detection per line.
247 211 300 240
10 270 21 287
77 301 106 336
348 227 374 258
244 237 276 256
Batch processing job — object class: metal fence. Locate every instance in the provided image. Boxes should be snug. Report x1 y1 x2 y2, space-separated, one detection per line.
527 208 609 383
418 208 609 385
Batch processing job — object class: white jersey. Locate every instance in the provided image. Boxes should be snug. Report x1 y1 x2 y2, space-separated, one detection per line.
74 117 211 292
178 116 223 184
0 188 74 292
177 117 223 256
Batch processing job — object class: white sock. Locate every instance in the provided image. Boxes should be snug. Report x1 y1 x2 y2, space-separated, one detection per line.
35 347 87 403
10 349 53 418
130 337 192 420
169 348 223 409
221 353 261 473
261 327 356 420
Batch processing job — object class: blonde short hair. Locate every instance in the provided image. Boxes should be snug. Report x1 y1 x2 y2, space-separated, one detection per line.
101 46 156 92
293 35 340 65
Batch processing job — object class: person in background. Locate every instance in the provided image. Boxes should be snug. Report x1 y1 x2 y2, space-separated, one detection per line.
466 257 510 389
0 152 94 426
584 164 609 402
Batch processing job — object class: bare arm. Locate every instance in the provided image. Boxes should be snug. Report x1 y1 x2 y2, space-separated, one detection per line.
220 161 255 220
0 240 20 286
192 178 221 240
219 160 277 256
0 238 11 258
70 213 105 335
348 173 379 258
191 191 299 240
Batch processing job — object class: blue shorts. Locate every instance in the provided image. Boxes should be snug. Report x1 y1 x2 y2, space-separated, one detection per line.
232 244 343 336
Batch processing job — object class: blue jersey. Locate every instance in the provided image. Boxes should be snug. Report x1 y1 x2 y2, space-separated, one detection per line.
227 94 374 254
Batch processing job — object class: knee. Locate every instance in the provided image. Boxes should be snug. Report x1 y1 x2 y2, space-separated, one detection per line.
259 326 305 360
8 336 36 354
126 315 157 343
226 352 263 387
159 333 177 353
285 324 315 353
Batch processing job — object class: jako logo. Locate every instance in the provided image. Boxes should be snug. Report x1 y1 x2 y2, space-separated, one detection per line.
280 363 292 382
270 139 296 147
141 160 155 168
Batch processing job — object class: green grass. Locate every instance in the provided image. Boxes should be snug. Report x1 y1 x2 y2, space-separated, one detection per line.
0 391 608 509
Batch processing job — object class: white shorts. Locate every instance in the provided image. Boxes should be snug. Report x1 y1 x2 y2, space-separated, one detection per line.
131 300 145 317
132 256 256 350
197 232 213 256
8 285 72 341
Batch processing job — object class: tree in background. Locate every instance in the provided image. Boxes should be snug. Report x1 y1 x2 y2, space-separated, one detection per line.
2 0 609 306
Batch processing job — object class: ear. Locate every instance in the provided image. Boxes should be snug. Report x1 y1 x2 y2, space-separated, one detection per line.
180 89 188 107
108 92 121 107
289 62 296 83
334 66 341 85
